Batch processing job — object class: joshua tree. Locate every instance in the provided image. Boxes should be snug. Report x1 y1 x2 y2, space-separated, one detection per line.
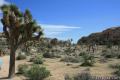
81 53 95 66
0 4 43 78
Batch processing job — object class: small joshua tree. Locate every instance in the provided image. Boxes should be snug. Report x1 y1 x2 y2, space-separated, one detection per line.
81 53 95 66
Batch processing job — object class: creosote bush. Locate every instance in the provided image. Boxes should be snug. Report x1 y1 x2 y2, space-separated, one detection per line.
65 72 92 80
33 55 43 64
117 55 120 59
43 52 61 58
79 52 86 56
64 74 73 80
18 64 28 74
101 49 120 58
109 64 120 76
16 53 26 60
25 65 50 80
60 56 80 63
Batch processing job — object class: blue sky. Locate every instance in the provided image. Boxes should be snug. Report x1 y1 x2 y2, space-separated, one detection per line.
0 0 120 43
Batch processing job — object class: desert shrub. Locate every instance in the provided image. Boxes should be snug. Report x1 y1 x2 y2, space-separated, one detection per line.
33 55 43 64
109 64 120 69
60 56 80 63
43 52 60 58
25 65 50 80
99 57 107 63
29 57 35 62
72 54 77 56
101 49 112 58
64 74 73 80
18 64 28 74
16 53 26 60
106 43 112 49
117 55 120 59
104 54 113 58
101 49 115 58
114 68 120 76
81 53 95 66
65 72 92 80
101 49 120 58
102 49 107 53
43 52 53 58
109 64 120 76
79 52 86 56
55 55 61 58
74 73 91 80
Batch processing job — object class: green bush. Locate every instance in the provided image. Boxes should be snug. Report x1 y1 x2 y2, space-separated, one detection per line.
114 68 120 76
25 65 50 80
101 49 119 58
65 72 92 80
29 57 35 62
101 49 113 58
79 52 86 56
81 53 95 66
43 52 60 58
60 56 80 63
33 55 43 64
109 64 120 69
104 54 113 58
109 64 120 76
117 55 120 59
16 54 26 60
74 73 91 80
64 74 73 80
18 64 28 74
43 52 54 58
99 57 107 63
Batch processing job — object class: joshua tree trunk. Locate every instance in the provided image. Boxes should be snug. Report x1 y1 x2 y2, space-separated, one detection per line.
8 45 16 78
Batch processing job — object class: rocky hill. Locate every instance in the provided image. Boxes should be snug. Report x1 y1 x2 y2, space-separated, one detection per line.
77 27 120 45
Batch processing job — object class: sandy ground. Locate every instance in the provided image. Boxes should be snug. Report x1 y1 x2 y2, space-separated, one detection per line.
0 56 28 80
0 56 119 80
44 58 115 80
0 56 9 80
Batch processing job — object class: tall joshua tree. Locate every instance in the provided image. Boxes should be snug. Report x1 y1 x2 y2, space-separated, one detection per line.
0 4 43 78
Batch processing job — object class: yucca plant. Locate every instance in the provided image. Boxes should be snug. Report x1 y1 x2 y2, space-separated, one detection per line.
81 53 95 66
0 4 43 78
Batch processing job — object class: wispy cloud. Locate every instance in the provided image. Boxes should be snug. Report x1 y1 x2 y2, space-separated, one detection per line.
0 0 9 6
41 24 81 39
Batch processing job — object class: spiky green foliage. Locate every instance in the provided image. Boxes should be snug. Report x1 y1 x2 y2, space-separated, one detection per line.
1 4 43 48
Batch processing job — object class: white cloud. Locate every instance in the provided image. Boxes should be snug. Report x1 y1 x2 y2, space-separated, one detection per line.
0 0 9 6
41 24 81 38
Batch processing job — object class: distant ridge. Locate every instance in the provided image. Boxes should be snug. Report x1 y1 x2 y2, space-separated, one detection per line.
77 26 120 45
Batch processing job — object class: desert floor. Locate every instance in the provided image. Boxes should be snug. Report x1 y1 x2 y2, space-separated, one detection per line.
0 56 119 80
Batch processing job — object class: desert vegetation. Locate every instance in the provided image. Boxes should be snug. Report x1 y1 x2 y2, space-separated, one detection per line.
0 2 120 80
